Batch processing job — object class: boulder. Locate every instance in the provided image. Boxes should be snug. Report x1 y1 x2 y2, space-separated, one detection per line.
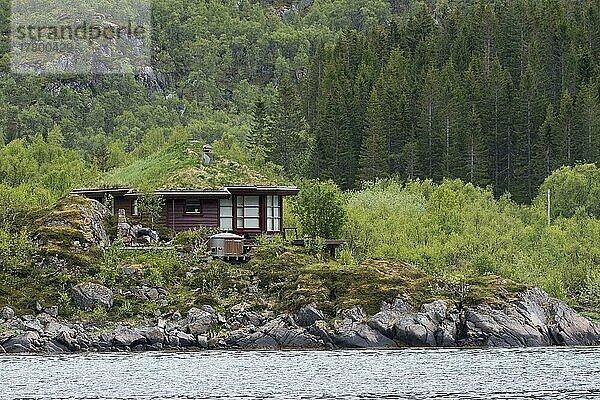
176 331 196 347
44 306 59 318
113 327 146 347
138 326 165 345
185 306 217 335
1 306 15 320
71 283 114 311
42 340 68 353
338 306 367 322
45 322 75 337
197 335 209 349
21 318 44 333
3 331 41 352
146 288 160 301
294 304 325 327
56 331 80 351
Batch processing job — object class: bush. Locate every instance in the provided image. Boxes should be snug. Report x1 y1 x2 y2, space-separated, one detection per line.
291 179 346 239
536 164 600 219
0 229 35 272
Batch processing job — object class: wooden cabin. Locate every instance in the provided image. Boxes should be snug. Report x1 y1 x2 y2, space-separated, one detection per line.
70 186 299 235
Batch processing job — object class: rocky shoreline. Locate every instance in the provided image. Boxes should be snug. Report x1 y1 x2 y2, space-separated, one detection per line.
2 287 599 353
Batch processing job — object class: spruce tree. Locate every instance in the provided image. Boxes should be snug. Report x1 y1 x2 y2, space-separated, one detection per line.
465 107 488 187
483 59 513 195
313 54 356 189
383 48 412 176
536 104 558 180
247 98 273 155
575 81 600 164
359 83 388 183
557 89 574 165
514 64 546 202
270 76 304 173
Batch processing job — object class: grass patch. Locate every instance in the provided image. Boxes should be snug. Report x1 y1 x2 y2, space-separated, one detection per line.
99 142 286 189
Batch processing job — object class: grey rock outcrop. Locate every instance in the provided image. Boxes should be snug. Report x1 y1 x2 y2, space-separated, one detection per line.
226 316 324 349
294 303 325 327
462 288 600 347
3 331 41 352
35 196 110 251
71 283 114 311
368 299 458 347
1 290 598 353
332 319 397 348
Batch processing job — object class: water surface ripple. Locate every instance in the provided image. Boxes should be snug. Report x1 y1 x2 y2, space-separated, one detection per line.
3 347 600 399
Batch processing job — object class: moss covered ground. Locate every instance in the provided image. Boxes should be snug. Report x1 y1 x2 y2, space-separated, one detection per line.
0 235 528 321
98 142 286 190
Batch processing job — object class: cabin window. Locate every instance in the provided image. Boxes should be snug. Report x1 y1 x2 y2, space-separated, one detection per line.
266 195 281 232
132 199 139 216
236 196 260 229
185 199 203 214
219 198 233 230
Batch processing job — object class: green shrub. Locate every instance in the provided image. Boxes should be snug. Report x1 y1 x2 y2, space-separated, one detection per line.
0 229 35 272
291 179 346 239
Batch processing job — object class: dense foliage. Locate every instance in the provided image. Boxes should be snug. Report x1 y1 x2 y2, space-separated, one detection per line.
345 173 600 313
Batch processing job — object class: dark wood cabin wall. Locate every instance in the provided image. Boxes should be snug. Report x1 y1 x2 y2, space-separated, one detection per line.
163 199 219 232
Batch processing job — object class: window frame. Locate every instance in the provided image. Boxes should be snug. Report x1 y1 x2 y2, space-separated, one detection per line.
185 198 203 214
219 197 234 231
266 195 281 232
236 195 261 230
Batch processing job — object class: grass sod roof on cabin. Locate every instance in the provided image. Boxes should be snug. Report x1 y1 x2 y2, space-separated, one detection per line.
96 142 288 190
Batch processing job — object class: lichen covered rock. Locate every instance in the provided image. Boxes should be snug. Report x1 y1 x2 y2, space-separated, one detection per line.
34 195 110 254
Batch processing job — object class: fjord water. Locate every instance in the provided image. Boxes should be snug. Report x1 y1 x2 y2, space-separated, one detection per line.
3 348 600 399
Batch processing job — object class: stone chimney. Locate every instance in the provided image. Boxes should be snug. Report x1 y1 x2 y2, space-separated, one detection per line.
202 144 213 165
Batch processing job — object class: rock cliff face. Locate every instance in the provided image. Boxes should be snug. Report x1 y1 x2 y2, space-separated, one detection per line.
1 288 599 352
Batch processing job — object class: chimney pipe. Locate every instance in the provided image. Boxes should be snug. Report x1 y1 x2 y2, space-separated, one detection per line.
202 144 213 165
